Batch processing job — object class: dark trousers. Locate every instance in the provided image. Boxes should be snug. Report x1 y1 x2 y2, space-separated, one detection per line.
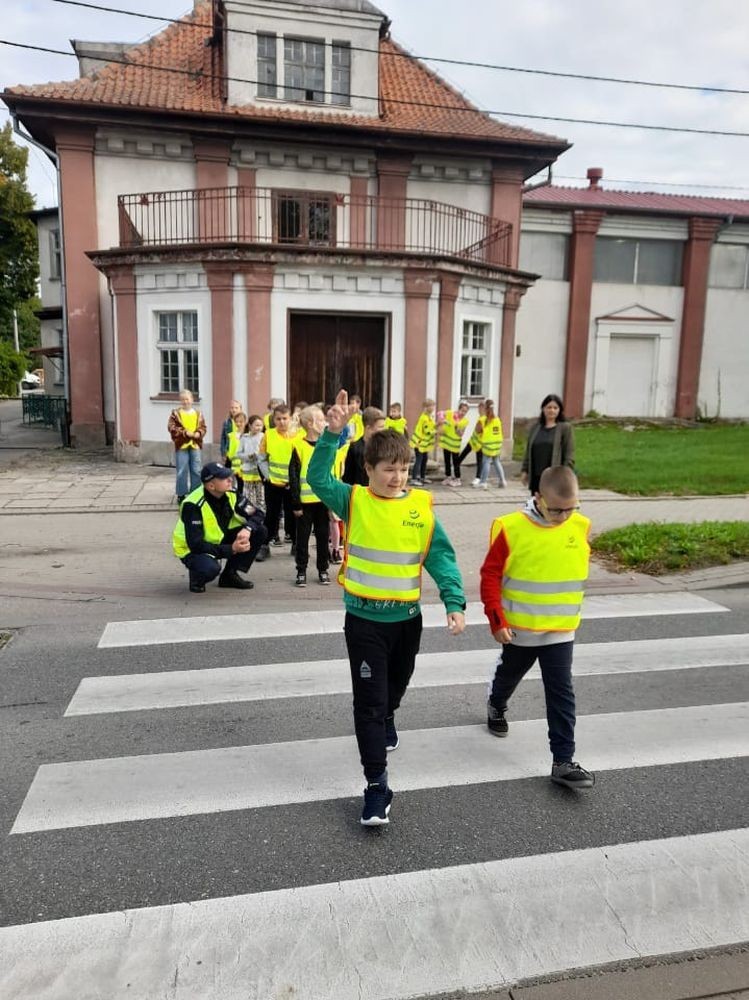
412 451 429 480
490 641 576 762
295 502 330 573
459 443 483 478
443 449 462 478
344 612 423 781
181 524 268 587
264 482 296 543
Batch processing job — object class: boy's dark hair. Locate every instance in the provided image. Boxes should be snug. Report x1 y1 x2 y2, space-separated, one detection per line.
537 393 566 424
273 404 291 416
538 465 578 498
364 429 411 467
362 406 385 428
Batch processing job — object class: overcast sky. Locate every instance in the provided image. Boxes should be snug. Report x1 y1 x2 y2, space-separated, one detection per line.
3 0 749 208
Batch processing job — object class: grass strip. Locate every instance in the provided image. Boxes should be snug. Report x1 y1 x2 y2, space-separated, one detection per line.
591 521 749 575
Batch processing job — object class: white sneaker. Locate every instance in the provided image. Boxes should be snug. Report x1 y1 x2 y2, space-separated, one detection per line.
481 482 488 490
472 478 481 487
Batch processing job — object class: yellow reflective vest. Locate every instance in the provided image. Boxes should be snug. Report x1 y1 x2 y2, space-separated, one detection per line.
481 416 504 458
226 420 243 472
264 429 295 486
294 438 328 504
172 486 245 558
385 416 407 436
438 410 468 452
341 486 435 602
348 412 364 443
469 418 484 453
489 510 591 632
177 409 200 450
409 412 436 453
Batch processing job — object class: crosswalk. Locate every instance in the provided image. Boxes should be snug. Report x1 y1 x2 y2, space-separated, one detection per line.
2 590 749 1000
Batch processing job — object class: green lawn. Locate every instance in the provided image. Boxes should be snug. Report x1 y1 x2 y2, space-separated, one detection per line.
514 422 749 495
592 521 749 575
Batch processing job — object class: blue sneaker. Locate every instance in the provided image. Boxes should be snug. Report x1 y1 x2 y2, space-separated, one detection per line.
385 715 399 752
360 782 393 826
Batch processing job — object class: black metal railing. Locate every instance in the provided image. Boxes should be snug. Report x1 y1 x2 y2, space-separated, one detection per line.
22 395 70 446
117 186 513 267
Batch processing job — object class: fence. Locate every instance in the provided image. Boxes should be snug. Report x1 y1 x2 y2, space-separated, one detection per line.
118 187 513 267
21 395 71 446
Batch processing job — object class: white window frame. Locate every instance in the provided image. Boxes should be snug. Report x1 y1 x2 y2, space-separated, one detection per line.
49 228 61 281
460 319 490 399
156 310 200 397
256 35 352 108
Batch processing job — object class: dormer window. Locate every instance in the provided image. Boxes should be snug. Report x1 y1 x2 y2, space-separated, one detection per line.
255 35 351 106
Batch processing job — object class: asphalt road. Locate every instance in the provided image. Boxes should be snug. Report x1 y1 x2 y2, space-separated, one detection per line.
0 582 748 998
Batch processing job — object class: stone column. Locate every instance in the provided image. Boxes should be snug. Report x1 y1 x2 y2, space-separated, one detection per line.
498 285 526 457
563 210 605 417
237 167 257 242
490 163 525 266
376 154 412 250
193 138 232 241
242 264 275 415
403 269 434 430
56 126 105 446
205 263 235 441
349 175 369 250
436 273 461 409
108 266 139 448
675 217 721 418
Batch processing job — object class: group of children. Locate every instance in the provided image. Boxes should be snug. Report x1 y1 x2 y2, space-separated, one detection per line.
174 387 595 827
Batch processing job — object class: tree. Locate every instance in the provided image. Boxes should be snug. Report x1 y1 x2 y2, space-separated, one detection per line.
0 340 25 395
0 122 39 345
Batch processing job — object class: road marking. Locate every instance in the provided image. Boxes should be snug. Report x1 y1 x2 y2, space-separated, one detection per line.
1 828 747 1000
67 633 749 716
13 702 749 833
97 592 728 647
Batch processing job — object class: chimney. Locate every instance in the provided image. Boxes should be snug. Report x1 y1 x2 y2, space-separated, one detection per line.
71 40 130 78
587 167 604 189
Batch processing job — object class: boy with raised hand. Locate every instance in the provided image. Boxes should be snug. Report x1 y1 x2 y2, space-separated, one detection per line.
309 389 467 827
480 465 594 790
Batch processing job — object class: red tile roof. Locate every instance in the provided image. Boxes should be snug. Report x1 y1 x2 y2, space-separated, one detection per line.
4 1 565 148
523 183 749 220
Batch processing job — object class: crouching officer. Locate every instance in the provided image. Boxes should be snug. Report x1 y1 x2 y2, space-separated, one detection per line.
172 462 268 593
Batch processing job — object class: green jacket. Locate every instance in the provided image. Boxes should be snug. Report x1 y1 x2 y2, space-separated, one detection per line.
308 430 466 623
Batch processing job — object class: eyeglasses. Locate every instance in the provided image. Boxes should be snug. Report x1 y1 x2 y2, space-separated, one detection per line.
540 499 580 516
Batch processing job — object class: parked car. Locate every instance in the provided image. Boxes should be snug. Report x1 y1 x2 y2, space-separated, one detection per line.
21 371 42 390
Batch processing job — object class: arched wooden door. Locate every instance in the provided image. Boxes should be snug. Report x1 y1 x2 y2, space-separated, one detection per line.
288 313 386 408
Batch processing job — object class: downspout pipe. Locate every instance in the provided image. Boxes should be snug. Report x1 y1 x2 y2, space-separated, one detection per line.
11 114 71 409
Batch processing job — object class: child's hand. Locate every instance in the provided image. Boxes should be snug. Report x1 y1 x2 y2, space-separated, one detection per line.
326 390 353 434
492 627 515 644
446 612 465 636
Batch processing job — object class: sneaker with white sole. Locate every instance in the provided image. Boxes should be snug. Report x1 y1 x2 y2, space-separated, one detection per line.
318 571 330 585
360 782 393 826
472 478 481 487
551 760 595 789
385 714 399 751
294 572 307 588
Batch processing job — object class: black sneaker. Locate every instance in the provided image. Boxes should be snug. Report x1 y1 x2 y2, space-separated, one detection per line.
295 572 307 588
551 761 595 789
385 715 399 751
271 537 283 547
188 581 205 593
318 571 330 585
256 544 270 562
487 700 509 737
360 782 393 826
218 571 254 590
330 548 342 564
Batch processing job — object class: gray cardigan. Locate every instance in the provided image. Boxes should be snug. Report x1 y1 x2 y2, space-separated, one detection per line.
521 421 576 484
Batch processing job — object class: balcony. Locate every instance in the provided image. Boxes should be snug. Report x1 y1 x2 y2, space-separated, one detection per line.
117 186 513 268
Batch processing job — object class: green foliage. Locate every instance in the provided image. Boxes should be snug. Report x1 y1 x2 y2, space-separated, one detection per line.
15 295 41 355
0 122 38 343
592 521 749 575
0 340 26 395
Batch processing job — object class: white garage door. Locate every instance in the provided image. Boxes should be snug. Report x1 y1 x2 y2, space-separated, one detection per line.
606 335 655 416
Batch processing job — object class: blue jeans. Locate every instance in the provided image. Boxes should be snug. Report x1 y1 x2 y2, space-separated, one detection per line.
479 455 506 486
489 641 576 761
175 448 202 498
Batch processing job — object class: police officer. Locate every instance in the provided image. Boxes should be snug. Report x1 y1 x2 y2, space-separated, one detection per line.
172 462 268 593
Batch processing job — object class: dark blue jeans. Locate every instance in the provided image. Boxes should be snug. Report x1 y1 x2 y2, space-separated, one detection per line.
490 641 576 762
181 524 268 587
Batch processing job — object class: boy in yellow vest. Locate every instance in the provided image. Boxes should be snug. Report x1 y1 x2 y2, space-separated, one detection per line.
437 400 470 486
479 465 594 789
258 404 297 556
289 404 334 588
309 390 466 827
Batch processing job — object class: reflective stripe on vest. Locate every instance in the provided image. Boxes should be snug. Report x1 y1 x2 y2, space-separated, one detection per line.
409 413 436 452
438 410 467 452
265 429 294 485
481 417 503 457
491 510 590 632
226 424 242 472
341 486 434 602
172 486 244 558
295 438 322 504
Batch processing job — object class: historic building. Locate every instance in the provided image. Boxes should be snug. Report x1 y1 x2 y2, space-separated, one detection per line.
516 170 749 419
3 0 566 460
